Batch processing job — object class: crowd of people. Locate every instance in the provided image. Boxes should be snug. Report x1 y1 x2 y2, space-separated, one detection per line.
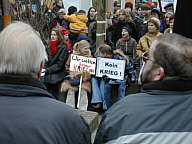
1 0 192 144
39 0 176 112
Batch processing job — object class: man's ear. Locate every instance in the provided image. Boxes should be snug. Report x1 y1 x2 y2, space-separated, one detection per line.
38 61 44 79
152 66 165 81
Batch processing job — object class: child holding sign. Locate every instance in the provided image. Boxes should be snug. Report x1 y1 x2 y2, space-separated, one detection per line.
60 40 92 110
91 44 130 111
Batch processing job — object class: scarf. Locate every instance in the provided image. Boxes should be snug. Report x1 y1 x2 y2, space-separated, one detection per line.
67 40 72 52
49 40 59 56
123 37 129 41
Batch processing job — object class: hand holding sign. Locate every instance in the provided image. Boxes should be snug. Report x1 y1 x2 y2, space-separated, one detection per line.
69 54 96 109
96 57 125 80
70 54 96 74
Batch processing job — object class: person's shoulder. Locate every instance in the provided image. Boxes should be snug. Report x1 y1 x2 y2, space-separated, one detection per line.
44 98 87 122
157 32 163 36
130 37 137 42
117 38 124 43
106 93 149 113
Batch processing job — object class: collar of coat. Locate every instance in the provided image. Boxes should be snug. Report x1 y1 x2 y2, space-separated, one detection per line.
143 79 192 91
0 74 53 98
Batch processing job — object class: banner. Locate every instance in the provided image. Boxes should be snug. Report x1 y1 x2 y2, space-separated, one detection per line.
69 54 96 75
96 57 125 80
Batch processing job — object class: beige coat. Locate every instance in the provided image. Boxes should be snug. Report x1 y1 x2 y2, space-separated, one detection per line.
136 32 162 58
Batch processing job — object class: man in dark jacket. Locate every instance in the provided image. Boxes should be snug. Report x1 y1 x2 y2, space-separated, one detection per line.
0 21 91 144
94 33 192 144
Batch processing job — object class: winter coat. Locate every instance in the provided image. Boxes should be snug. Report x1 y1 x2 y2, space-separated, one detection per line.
88 21 96 45
0 74 91 144
44 43 69 84
87 17 95 28
94 79 192 144
136 32 162 58
64 14 88 34
116 37 137 58
129 12 148 39
61 51 92 94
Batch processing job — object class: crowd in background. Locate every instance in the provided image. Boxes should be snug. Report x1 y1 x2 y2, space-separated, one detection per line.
40 0 176 112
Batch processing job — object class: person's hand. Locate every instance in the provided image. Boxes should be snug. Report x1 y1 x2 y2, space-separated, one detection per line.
102 75 110 82
70 72 82 79
82 71 91 81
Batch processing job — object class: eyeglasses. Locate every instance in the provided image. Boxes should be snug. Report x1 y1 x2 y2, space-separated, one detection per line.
142 51 153 62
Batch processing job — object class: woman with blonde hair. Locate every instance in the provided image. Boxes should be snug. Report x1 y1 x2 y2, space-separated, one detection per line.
60 40 92 110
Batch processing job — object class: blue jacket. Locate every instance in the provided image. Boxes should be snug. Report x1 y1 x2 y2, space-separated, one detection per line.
95 79 192 144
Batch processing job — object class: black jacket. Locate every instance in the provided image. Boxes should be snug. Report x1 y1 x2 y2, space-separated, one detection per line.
0 74 91 144
95 79 192 144
45 43 69 84
108 20 139 47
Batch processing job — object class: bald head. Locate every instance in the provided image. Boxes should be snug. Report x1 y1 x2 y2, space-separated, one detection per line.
0 22 47 75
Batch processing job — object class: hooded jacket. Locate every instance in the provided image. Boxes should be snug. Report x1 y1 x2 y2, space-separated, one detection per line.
64 14 88 34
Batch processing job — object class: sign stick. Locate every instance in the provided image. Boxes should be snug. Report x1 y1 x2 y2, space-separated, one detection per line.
77 75 83 109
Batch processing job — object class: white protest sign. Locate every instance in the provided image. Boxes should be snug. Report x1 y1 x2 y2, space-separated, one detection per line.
96 57 125 80
69 54 96 75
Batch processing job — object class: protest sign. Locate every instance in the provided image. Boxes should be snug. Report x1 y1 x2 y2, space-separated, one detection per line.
96 57 125 80
69 54 96 75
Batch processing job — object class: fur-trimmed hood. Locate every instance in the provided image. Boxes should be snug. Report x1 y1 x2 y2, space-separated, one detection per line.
113 49 129 65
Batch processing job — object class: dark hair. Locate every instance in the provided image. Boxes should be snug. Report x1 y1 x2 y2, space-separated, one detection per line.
153 33 192 79
68 6 77 15
78 10 86 14
87 7 96 18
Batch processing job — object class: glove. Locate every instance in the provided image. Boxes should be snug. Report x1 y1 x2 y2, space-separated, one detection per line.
102 75 110 82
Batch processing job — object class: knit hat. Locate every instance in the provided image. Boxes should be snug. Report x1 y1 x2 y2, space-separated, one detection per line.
148 17 160 30
145 1 152 9
56 26 68 35
151 8 161 19
125 2 133 10
141 4 151 10
122 26 131 34
164 3 173 10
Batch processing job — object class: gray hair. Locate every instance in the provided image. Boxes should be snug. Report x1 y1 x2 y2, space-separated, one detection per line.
153 33 192 79
0 21 47 74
